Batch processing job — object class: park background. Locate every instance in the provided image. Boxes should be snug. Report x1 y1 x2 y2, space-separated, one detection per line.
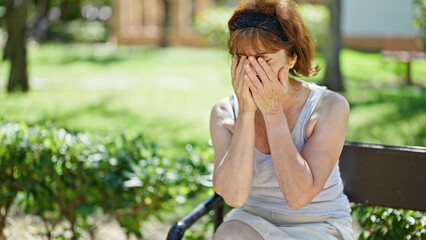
0 0 425 239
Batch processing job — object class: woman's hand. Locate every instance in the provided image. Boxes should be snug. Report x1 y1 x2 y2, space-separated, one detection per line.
243 56 288 115
231 56 258 113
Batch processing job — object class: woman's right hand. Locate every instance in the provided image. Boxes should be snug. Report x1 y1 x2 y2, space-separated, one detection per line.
231 56 257 113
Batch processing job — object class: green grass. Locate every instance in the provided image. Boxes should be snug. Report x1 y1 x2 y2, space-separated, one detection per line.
0 44 425 147
0 44 234 147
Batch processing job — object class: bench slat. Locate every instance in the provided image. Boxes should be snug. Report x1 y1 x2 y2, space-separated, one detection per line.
340 142 426 211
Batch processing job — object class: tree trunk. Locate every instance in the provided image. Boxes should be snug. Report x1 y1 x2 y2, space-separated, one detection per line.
160 0 170 47
5 0 29 93
0 199 13 240
2 39 10 61
60 0 71 20
321 0 344 91
30 0 51 42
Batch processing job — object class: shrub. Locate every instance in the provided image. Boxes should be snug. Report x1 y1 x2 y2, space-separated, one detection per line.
352 204 426 240
0 122 212 239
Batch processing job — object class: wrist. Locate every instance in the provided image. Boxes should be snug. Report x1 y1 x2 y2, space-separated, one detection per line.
238 110 256 117
263 110 286 123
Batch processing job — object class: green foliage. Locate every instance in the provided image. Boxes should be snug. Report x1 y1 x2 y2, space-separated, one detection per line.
193 6 234 47
352 204 426 240
49 19 110 43
298 4 330 53
192 4 330 52
0 121 213 239
413 0 426 51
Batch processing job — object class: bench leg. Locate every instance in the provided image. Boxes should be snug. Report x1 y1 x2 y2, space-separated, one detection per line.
213 201 224 232
406 61 412 85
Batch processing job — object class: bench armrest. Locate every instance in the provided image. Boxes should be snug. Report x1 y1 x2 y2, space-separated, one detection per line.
167 193 224 240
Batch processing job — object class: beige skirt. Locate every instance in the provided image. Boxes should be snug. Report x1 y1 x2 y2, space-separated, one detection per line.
223 205 354 240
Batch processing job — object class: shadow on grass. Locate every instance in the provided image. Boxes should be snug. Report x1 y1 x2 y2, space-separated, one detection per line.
33 95 143 133
347 86 426 146
30 95 208 150
58 55 125 65
36 44 160 66
349 87 425 113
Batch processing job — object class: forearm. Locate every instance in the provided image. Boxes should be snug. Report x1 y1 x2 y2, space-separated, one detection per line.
213 111 255 207
264 112 317 209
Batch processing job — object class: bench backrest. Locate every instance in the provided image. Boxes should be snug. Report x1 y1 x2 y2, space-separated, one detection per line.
339 142 426 211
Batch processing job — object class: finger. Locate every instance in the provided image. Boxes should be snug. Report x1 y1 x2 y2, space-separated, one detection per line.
258 57 278 82
235 56 246 80
244 62 263 89
231 56 238 81
248 56 270 83
243 74 258 94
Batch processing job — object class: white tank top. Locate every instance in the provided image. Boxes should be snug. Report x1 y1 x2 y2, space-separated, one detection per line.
231 82 352 219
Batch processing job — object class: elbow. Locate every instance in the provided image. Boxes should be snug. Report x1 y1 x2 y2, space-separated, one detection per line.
213 182 246 208
287 194 313 209
287 200 308 210
213 188 246 208
286 189 321 210
224 198 245 208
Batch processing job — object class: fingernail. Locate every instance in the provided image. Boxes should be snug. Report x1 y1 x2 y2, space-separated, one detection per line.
258 58 264 63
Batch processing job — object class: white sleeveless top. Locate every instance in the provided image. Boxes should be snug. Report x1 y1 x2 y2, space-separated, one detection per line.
231 82 352 219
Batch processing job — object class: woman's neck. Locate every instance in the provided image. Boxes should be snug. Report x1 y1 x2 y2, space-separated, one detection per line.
281 78 308 113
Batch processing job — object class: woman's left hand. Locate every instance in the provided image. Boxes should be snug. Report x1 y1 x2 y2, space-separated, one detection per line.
243 56 288 115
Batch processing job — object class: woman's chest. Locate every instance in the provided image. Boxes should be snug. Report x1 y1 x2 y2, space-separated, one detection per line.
254 111 317 155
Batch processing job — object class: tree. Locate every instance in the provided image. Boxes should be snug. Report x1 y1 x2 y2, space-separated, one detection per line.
160 0 170 47
321 0 344 91
5 0 29 93
29 0 51 42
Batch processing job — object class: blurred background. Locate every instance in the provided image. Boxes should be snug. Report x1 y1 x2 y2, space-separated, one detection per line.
0 0 425 239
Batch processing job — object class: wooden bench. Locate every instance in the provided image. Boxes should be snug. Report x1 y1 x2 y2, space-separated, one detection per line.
167 142 426 240
381 50 426 85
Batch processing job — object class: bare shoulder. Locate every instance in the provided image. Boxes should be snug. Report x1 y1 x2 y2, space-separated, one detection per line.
316 90 350 119
211 97 234 120
210 96 235 133
306 90 349 139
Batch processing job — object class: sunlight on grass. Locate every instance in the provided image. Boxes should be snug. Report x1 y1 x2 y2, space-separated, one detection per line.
0 44 424 147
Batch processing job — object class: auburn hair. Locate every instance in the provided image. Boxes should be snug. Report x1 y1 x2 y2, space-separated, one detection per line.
227 0 319 77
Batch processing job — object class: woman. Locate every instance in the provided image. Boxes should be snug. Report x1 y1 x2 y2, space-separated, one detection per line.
210 0 354 239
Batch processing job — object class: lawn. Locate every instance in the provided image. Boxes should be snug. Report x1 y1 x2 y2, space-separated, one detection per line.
0 43 424 147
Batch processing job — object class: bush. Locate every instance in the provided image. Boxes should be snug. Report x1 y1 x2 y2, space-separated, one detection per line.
352 204 426 240
0 122 212 239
